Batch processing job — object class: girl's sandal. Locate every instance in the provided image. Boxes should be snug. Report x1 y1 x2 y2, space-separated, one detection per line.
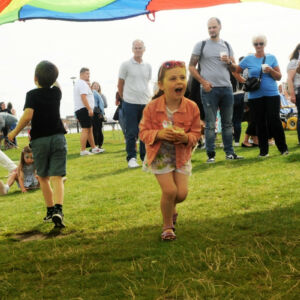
161 228 176 241
172 213 178 232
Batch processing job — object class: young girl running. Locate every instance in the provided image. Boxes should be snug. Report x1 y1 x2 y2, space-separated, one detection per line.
0 146 39 194
139 61 201 241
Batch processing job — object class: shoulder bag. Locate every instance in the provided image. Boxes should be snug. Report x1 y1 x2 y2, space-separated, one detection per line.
243 56 266 92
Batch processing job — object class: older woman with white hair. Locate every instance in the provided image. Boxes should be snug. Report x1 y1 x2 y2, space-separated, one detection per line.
228 34 288 157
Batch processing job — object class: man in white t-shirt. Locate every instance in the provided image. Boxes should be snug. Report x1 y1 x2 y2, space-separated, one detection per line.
118 40 152 168
74 68 102 156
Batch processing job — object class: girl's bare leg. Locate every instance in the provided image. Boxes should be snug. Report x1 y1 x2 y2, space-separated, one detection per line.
173 172 189 217
155 172 177 230
7 172 17 187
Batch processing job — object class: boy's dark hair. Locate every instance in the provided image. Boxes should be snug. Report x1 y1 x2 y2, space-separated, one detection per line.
35 60 58 88
80 67 89 74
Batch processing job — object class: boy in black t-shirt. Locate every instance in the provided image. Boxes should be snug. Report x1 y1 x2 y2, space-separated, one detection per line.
8 61 67 227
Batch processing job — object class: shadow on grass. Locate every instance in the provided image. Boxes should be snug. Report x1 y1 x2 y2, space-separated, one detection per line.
285 152 300 162
0 202 299 298
6 227 76 242
0 188 39 197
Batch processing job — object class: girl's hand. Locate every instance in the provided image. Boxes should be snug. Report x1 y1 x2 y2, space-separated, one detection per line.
157 128 176 142
174 132 189 144
21 188 27 193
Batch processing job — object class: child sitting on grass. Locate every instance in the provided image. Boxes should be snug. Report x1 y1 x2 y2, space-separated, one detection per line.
0 146 39 194
8 60 67 228
139 61 201 241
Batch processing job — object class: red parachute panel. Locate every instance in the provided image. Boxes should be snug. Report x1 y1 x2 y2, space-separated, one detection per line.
147 0 240 11
0 0 12 13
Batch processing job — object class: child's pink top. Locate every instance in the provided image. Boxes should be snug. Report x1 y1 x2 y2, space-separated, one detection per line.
139 95 201 169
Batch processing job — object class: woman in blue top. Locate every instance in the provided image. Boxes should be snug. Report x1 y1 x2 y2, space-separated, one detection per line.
91 81 105 151
229 35 288 157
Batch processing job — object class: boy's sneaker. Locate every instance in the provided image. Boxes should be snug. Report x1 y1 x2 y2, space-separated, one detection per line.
226 153 244 160
80 150 93 156
128 158 139 168
43 211 53 223
52 209 65 228
0 181 9 195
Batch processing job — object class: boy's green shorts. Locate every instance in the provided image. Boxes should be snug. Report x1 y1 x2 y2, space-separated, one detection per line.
30 134 67 177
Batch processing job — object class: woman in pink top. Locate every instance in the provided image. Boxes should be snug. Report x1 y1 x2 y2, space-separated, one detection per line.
139 61 201 241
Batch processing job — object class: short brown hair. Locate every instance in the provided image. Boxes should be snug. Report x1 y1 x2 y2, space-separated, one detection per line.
80 67 89 74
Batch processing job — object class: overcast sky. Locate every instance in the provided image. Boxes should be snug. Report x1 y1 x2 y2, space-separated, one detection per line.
0 2 299 119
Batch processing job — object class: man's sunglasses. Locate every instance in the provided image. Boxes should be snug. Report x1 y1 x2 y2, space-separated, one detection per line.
254 42 264 46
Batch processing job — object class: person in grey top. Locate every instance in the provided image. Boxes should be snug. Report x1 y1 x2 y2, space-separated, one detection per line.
189 17 243 163
0 112 17 132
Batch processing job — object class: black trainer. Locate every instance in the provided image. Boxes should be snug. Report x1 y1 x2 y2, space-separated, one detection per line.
43 207 55 223
43 211 53 223
226 153 244 160
52 208 65 228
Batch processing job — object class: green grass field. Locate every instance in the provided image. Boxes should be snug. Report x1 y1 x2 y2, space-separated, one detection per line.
0 129 299 299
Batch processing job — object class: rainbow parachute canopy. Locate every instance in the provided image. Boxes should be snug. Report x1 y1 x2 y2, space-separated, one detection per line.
0 0 299 26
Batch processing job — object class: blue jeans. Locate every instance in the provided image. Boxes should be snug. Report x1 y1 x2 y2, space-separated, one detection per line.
232 93 244 143
201 87 234 155
118 106 126 136
122 101 146 161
